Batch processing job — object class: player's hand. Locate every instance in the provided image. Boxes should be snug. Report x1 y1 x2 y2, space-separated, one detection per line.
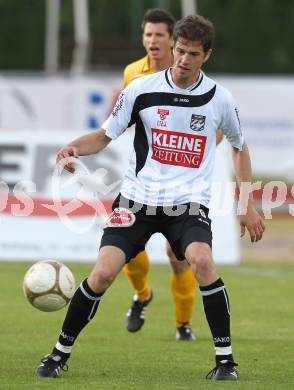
239 204 265 243
56 145 79 174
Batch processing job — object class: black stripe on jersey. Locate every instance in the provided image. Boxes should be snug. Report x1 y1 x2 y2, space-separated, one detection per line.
189 72 204 91
133 115 149 176
128 85 216 127
165 70 173 88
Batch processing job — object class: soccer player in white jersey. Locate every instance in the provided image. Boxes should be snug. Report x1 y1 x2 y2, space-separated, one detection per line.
36 15 265 381
123 8 199 342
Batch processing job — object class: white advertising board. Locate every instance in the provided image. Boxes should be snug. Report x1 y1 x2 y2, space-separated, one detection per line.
1 74 294 179
0 130 239 264
216 76 294 180
0 74 121 130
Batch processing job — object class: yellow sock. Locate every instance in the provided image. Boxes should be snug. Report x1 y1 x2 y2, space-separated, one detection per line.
123 251 150 302
171 267 196 328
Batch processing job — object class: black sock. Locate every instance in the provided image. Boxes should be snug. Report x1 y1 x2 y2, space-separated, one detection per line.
54 278 104 354
200 278 234 364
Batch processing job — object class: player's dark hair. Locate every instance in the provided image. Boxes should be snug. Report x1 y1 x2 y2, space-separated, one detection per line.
173 15 215 52
142 8 175 36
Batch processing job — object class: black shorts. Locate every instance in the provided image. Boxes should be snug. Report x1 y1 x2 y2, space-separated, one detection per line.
100 194 212 262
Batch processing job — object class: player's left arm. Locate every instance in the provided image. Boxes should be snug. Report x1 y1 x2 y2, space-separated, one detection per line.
232 144 265 242
219 88 265 242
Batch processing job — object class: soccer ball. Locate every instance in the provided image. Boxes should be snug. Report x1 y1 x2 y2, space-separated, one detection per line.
23 259 76 312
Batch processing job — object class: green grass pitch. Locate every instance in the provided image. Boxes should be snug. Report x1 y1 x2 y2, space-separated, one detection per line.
1 261 294 389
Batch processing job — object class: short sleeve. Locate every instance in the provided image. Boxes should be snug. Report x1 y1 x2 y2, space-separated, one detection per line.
101 84 136 140
219 90 244 150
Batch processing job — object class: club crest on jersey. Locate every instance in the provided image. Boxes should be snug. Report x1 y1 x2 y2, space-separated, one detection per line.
105 208 136 228
157 108 169 127
190 114 206 132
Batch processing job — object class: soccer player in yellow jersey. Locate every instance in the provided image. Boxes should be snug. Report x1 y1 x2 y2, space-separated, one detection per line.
123 9 197 341
123 10 174 87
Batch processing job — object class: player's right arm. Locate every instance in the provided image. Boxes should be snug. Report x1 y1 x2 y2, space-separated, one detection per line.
57 82 137 173
56 128 111 173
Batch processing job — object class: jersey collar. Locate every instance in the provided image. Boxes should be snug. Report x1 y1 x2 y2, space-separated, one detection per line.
141 56 151 73
165 68 204 92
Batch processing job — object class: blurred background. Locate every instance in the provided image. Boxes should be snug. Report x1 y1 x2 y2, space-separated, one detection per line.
1 0 294 73
0 0 293 263
1 4 293 386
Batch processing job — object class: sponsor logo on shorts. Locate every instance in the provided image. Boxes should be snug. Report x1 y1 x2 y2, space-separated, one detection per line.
151 128 206 168
190 114 206 132
199 208 207 219
198 217 209 226
106 207 136 227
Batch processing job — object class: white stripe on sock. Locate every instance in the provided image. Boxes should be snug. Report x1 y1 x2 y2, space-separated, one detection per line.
215 346 232 355
87 300 98 321
200 285 225 296
55 342 72 354
80 282 102 301
223 289 231 315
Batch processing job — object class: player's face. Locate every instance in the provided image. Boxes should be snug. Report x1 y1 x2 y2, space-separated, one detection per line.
143 22 173 61
172 38 212 85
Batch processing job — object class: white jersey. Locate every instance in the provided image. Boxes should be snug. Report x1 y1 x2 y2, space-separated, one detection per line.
102 69 244 207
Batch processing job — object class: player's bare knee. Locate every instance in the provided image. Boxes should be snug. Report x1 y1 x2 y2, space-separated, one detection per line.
197 258 213 280
188 252 212 279
88 268 116 292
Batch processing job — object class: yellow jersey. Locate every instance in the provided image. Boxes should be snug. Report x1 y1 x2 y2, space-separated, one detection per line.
123 56 157 88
